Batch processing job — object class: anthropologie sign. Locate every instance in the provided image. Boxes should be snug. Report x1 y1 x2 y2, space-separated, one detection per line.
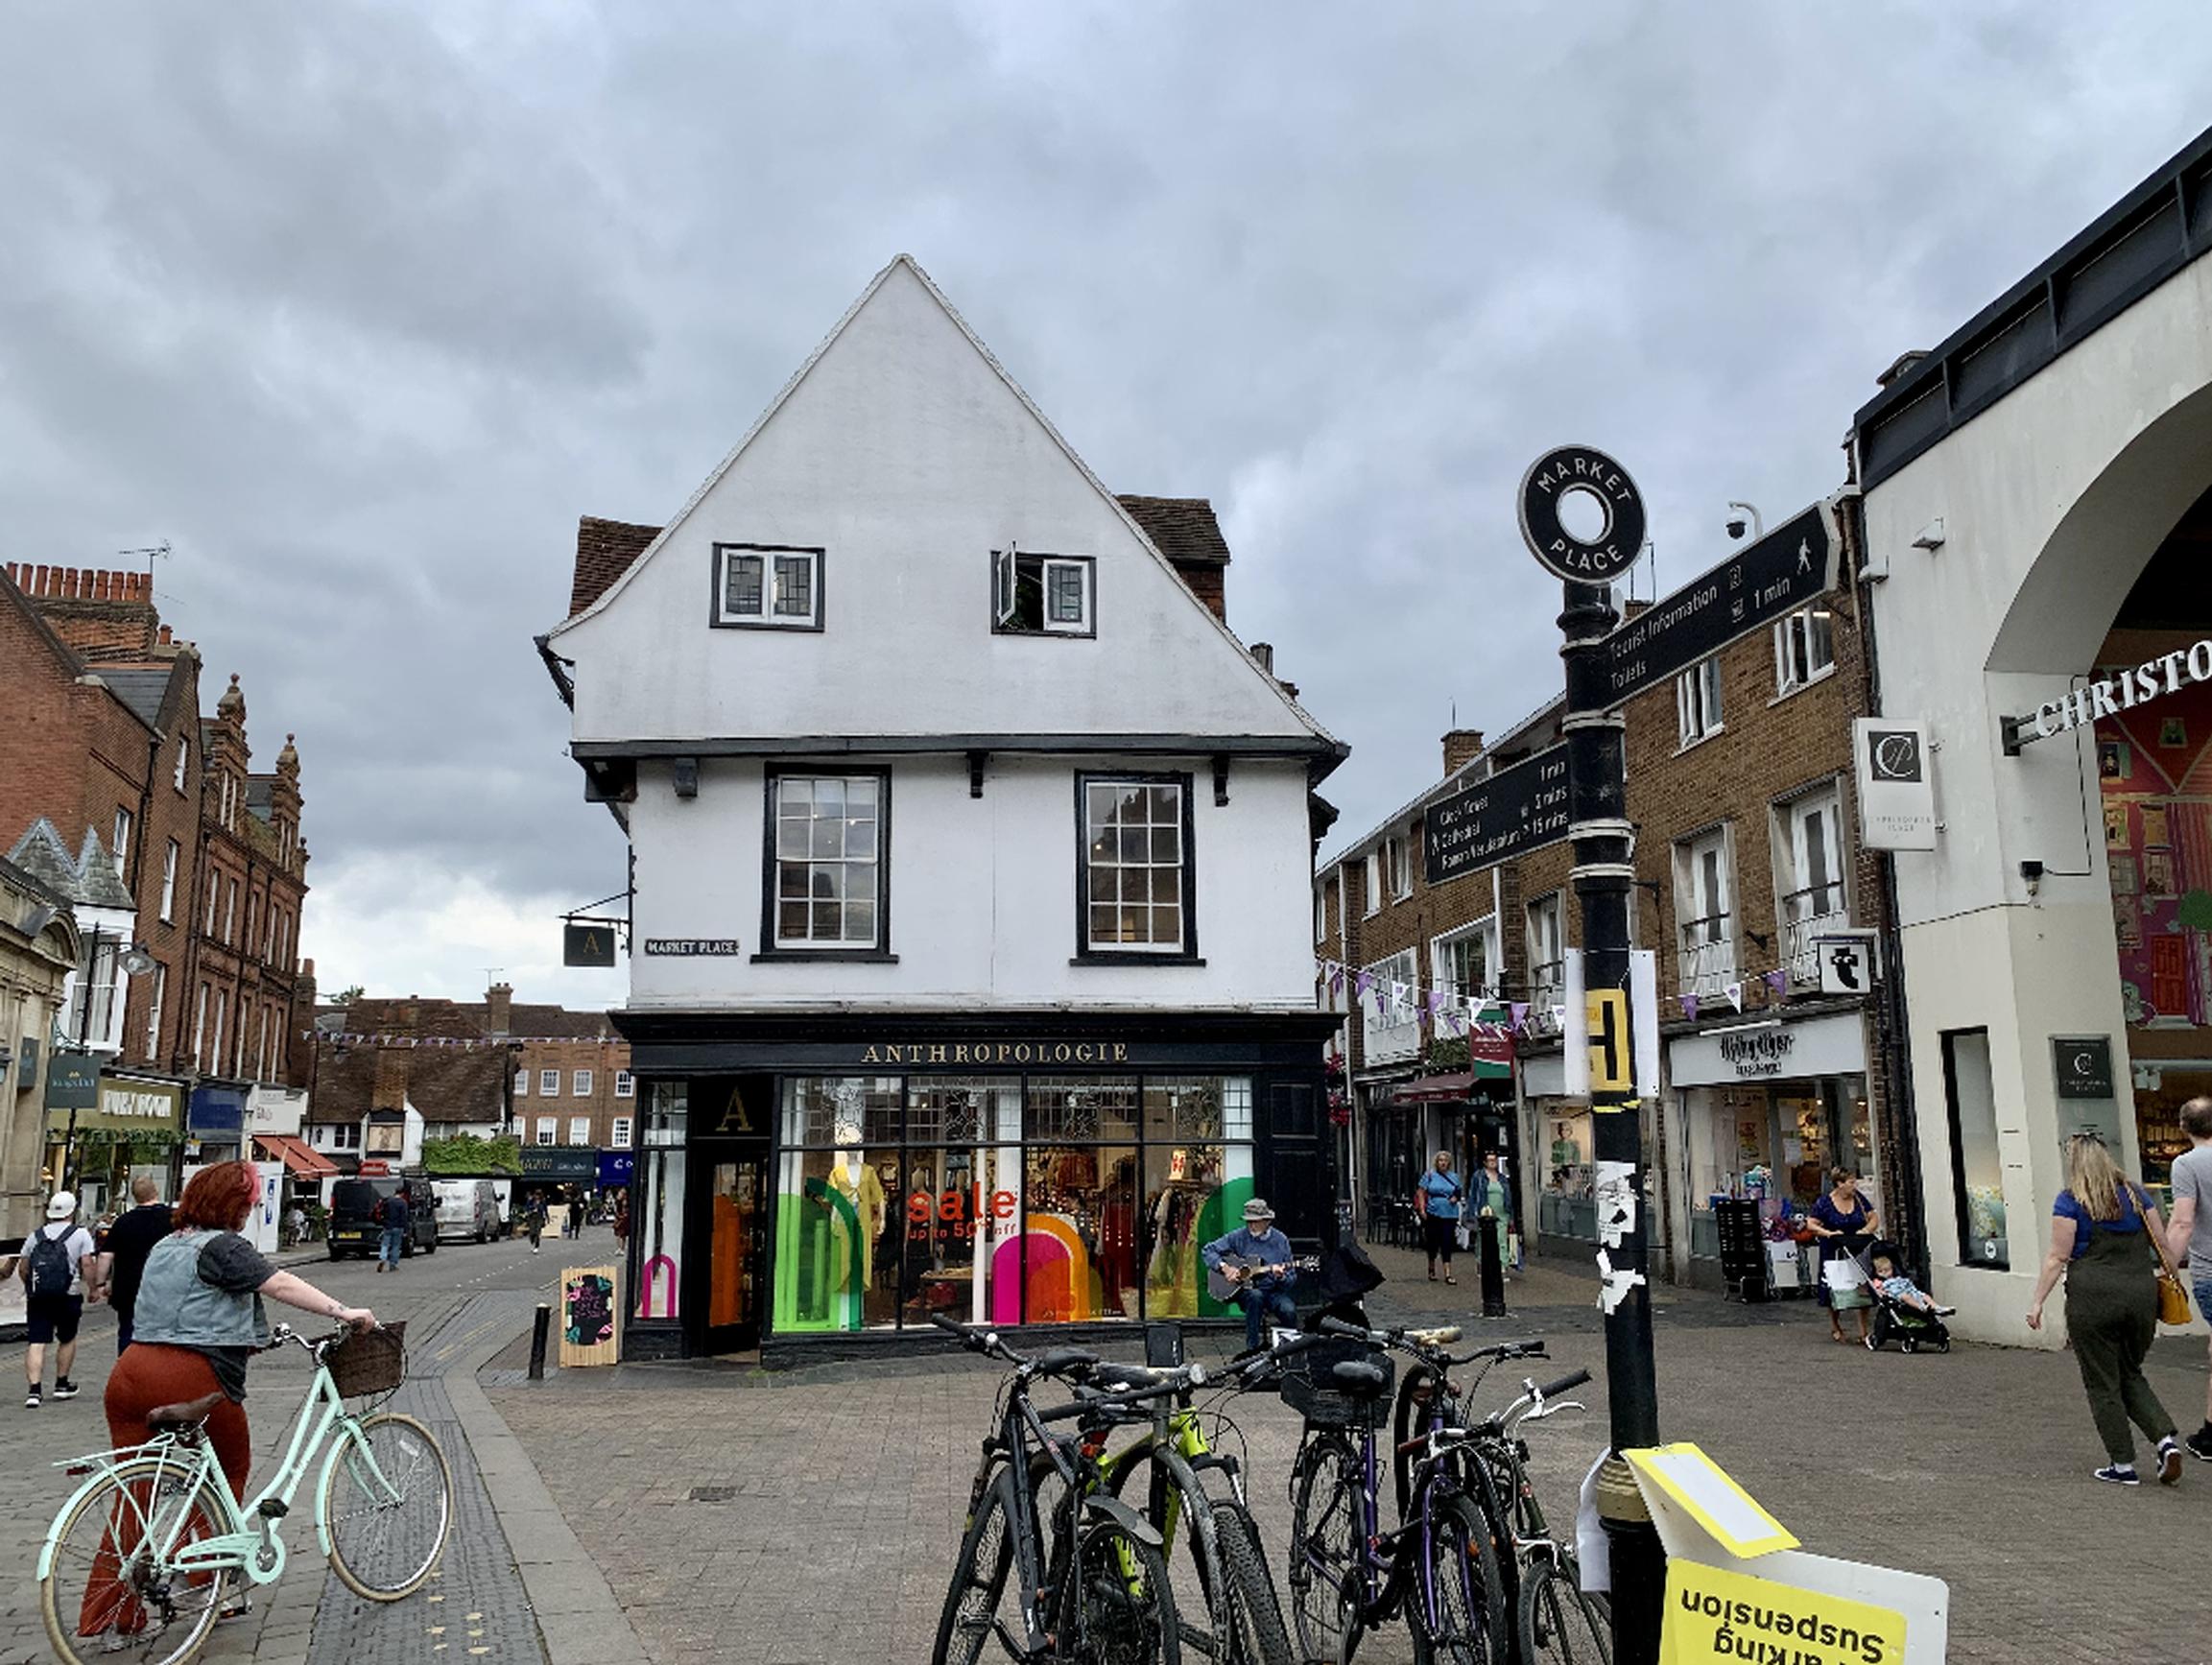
1517 445 1648 583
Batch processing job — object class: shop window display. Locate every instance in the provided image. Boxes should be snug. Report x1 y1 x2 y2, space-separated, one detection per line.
772 1072 1254 1331
1942 1030 2010 1268
632 1082 688 1321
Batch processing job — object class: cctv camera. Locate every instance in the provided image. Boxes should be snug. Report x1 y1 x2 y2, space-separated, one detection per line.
1725 518 1747 540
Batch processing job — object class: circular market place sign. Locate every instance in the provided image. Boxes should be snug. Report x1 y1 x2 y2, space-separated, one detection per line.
1517 444 1647 583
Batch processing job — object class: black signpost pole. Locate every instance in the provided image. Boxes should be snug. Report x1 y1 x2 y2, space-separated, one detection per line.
1516 446 1664 1663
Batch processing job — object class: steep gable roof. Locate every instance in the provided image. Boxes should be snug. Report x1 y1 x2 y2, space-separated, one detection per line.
544 254 1338 755
101 666 177 731
7 820 136 912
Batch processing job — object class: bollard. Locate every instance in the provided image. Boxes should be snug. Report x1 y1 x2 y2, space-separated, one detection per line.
1478 1219 1508 1319
528 1302 552 1380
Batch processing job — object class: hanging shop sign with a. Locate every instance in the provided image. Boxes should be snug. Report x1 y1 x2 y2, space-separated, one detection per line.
1601 502 1837 706
43 1054 98 1112
1517 444 1649 583
1423 745 1572 883
1853 719 1937 851
563 921 619 968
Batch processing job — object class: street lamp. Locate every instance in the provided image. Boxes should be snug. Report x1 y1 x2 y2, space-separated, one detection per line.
59 927 156 1190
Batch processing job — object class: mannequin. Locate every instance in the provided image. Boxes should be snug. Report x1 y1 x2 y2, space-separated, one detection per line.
830 1151 886 1291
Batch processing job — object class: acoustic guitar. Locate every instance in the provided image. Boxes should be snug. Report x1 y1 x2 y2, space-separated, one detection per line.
1205 1253 1321 1303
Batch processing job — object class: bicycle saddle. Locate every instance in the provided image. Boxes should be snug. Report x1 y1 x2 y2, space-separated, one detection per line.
147 1391 226 1430
1032 1347 1100 1377
1329 1359 1390 1396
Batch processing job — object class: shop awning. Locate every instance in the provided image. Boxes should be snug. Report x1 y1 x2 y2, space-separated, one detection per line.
254 1133 340 1179
1394 1073 1479 1105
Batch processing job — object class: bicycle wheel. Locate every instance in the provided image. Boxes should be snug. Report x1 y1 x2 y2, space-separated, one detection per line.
321 1412 453 1600
1062 1514 1180 1665
1517 1558 1611 1664
41 1458 232 1665
1211 1502 1296 1665
1411 1495 1507 1665
1287 1436 1363 1665
1107 1446 1235 1661
932 1468 1019 1665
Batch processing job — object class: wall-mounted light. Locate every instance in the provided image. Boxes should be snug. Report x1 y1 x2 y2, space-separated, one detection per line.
672 758 699 799
1911 517 1946 552
2020 859 2044 898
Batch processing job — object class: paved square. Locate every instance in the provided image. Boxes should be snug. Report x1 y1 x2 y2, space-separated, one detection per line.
488 1249 2208 1664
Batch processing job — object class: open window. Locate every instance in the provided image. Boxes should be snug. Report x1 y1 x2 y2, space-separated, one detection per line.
992 547 1093 636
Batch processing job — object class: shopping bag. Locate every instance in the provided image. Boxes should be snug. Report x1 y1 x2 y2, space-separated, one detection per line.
1821 1256 1867 1294
1453 1222 1470 1251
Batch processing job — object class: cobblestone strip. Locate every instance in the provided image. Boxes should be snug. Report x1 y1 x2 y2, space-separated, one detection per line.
302 1293 549 1665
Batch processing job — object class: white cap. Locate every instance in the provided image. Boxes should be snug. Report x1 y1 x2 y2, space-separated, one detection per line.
45 1190 77 1221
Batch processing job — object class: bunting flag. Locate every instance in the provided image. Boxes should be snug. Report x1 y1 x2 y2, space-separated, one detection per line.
1680 994 1700 1021
1510 1001 1530 1033
1763 969 1789 997
306 1031 599 1050
1723 982 1746 1014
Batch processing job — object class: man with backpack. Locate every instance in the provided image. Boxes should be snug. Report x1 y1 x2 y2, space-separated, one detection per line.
16 1190 99 1408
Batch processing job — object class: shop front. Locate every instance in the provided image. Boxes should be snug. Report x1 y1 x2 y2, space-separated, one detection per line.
611 1011 1337 1360
1671 1008 1874 1294
1518 1049 1615 1259
59 1073 187 1217
186 1082 248 1166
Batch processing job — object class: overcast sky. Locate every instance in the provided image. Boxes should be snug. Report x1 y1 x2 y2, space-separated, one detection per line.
5 3 2209 1008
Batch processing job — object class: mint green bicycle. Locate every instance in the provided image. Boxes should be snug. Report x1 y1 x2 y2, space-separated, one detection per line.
37 1322 453 1665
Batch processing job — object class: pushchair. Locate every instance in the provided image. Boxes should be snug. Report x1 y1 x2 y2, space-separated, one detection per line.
1856 1239 1951 1354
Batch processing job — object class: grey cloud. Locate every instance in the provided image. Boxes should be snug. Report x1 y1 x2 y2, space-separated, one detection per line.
2 1 2208 994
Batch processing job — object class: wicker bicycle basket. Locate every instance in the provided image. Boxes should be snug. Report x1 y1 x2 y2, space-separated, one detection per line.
1278 1338 1393 1429
325 1322 407 1398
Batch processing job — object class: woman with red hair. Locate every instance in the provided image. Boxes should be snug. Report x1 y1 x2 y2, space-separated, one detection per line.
105 1161 374 1503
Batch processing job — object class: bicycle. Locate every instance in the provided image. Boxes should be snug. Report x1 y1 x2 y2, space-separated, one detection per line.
1093 1331 1335 1665
1445 1375 1610 1663
929 1314 1185 1663
1283 1321 1511 1665
37 1321 455 1665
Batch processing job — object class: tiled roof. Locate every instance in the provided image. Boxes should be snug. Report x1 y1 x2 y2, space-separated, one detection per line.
99 666 177 730
311 1041 509 1125
6 820 136 912
1117 496 1231 568
569 516 661 617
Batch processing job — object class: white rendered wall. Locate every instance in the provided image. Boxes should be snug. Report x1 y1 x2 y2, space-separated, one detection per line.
626 752 1319 1011
1864 258 2212 1344
554 260 1318 749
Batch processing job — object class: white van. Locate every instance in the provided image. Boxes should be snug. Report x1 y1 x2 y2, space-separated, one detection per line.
431 1179 501 1244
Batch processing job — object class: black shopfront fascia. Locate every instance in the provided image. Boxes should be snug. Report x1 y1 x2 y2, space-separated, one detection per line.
611 1008 1340 1361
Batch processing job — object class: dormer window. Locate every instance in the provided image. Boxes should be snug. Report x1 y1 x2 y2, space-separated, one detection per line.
714 543 823 630
993 548 1093 636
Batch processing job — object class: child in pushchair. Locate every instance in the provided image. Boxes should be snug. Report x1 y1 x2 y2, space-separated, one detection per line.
1862 1241 1954 1353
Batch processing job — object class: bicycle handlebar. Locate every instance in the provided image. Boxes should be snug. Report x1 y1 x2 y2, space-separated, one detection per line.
1316 1316 1546 1369
1535 1368 1591 1400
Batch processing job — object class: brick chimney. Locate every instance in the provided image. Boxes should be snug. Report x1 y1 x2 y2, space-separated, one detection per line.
486 982 514 1035
371 1046 410 1113
1442 729 1486 776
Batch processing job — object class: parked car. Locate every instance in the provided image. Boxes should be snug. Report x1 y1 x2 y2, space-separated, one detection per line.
326 1176 440 1260
431 1178 502 1244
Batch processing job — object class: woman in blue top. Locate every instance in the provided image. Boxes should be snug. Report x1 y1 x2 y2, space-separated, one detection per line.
2028 1134 2182 1486
1417 1152 1464 1285
1805 1169 1879 1344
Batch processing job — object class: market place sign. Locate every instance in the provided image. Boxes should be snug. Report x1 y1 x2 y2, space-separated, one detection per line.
1600 502 1836 706
1422 744 1572 883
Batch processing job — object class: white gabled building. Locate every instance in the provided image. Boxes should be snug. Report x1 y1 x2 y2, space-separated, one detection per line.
540 256 1345 1358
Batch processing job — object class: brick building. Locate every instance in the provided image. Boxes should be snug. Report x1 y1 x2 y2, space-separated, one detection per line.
1320 500 1912 1290
304 983 634 1172
0 562 313 1208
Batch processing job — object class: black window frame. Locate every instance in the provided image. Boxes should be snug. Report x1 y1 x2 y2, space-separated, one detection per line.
991 549 1096 639
1072 771 1201 965
755 765 896 963
1940 1026 2009 1271
712 541 825 632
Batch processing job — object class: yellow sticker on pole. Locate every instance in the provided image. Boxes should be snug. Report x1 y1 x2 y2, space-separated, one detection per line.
1586 987 1631 1092
1662 1558 1909 1665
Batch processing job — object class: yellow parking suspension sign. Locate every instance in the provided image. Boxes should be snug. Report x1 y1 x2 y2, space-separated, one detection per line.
1662 1559 1907 1665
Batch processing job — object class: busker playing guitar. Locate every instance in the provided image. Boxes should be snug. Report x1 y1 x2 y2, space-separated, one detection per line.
1201 1197 1299 1350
